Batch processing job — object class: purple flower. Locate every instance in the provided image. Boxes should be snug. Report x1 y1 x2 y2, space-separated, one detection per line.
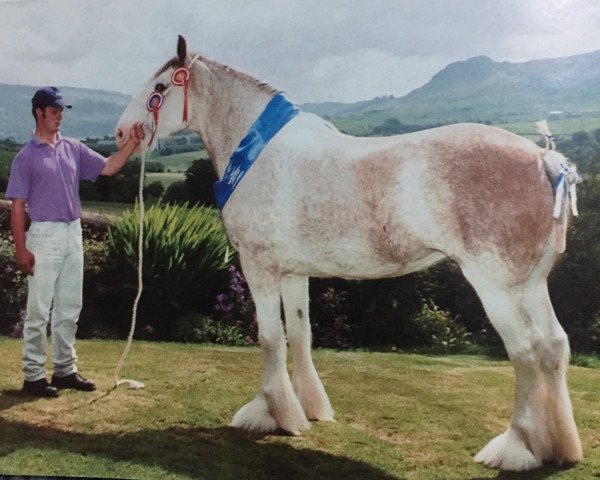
4 265 13 273
216 293 228 303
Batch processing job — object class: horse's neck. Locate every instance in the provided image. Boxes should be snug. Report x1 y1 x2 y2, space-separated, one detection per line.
189 62 276 178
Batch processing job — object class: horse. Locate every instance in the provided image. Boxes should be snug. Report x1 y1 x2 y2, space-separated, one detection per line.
115 36 582 471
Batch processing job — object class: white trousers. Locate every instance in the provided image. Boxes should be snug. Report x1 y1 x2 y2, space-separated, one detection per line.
24 220 83 381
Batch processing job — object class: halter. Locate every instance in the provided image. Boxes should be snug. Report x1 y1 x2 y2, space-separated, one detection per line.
144 54 199 147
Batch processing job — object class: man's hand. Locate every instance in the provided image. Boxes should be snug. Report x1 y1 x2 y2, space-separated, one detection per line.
10 198 33 275
126 121 146 148
101 121 147 176
15 248 35 276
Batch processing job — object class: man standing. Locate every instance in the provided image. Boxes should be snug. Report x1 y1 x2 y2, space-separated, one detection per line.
6 87 145 397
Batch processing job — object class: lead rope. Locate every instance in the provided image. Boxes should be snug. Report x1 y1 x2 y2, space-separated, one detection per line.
110 56 199 391
111 142 149 390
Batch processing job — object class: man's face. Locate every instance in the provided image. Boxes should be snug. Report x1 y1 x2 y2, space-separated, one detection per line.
36 106 63 134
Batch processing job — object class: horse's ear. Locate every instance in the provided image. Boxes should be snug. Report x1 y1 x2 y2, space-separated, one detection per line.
177 35 187 65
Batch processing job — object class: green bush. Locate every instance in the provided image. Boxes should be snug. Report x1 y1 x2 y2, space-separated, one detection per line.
213 265 257 345
107 203 231 336
174 312 247 345
407 301 471 353
0 229 27 336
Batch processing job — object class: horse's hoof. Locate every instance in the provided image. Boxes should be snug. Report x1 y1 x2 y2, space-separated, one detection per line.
475 429 541 471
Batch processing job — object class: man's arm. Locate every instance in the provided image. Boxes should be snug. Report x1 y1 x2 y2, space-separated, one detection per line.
100 122 146 177
11 198 35 276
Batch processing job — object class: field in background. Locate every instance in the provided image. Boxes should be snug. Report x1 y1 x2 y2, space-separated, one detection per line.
0 338 599 479
146 172 186 189
331 113 600 138
149 149 209 173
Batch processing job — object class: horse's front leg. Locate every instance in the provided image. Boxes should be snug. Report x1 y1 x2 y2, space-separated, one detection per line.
281 275 334 422
231 267 310 435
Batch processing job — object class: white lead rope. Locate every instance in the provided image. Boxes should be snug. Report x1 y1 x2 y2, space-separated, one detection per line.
111 55 200 390
111 142 149 390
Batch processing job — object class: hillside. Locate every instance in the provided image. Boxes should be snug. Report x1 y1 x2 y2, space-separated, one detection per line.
302 49 600 126
0 84 130 142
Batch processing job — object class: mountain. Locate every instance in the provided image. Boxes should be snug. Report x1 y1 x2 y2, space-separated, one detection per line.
301 50 600 124
0 84 131 142
2 49 600 142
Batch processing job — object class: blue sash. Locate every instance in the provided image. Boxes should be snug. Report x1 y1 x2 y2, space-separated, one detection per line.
213 93 300 210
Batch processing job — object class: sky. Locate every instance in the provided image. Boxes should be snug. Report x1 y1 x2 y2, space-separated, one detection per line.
1 0 600 104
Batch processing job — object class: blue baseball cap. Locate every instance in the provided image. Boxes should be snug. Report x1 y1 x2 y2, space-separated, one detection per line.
31 87 72 109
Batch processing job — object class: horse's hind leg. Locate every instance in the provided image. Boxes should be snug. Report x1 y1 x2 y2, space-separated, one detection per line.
520 280 582 464
230 266 309 435
461 263 581 471
281 275 334 421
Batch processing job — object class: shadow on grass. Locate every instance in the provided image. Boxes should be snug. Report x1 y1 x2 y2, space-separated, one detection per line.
0 416 400 480
0 389 42 410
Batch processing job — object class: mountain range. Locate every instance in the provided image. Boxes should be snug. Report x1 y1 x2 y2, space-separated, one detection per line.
2 48 600 142
302 49 600 124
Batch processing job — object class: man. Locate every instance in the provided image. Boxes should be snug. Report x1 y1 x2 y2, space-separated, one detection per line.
5 87 145 397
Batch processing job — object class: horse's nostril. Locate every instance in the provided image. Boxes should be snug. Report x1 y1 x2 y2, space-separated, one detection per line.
116 128 123 139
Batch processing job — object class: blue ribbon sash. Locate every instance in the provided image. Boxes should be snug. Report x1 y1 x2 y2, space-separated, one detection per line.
213 93 300 210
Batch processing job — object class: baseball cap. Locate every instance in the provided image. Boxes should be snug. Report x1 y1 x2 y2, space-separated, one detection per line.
31 87 72 109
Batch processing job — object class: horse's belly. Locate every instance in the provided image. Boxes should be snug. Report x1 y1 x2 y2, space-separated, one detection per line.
279 239 445 279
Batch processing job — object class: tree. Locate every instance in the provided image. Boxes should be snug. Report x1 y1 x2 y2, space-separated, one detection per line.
163 159 218 207
163 181 188 204
572 130 591 146
144 181 165 200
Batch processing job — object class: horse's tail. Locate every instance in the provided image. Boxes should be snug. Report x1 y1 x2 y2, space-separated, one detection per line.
537 120 581 253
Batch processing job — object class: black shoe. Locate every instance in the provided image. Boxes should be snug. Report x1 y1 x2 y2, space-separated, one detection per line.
51 372 96 391
23 379 60 398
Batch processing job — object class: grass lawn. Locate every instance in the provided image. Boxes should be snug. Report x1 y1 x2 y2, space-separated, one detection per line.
1 338 600 479
151 150 209 173
81 200 133 217
147 171 186 189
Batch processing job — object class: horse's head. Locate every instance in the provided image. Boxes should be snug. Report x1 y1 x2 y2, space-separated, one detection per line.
116 35 197 150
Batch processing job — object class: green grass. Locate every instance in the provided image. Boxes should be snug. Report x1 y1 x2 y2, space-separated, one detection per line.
150 150 209 173
1 338 600 479
81 201 133 217
147 172 186 188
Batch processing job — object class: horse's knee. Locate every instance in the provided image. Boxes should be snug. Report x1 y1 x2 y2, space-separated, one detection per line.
506 330 544 368
540 332 570 372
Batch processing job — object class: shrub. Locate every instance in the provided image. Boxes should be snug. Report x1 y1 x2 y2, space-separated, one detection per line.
407 301 471 353
143 181 165 200
0 230 27 336
311 285 355 349
212 264 257 344
174 312 247 345
78 234 128 339
107 202 231 336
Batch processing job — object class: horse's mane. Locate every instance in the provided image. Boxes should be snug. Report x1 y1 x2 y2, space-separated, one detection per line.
154 54 278 97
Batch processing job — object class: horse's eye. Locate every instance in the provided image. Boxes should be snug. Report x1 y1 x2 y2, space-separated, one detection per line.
155 83 167 93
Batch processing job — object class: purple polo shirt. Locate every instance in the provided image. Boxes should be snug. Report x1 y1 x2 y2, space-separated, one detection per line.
5 133 107 222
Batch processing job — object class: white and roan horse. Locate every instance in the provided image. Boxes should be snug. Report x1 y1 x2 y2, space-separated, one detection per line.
116 36 582 471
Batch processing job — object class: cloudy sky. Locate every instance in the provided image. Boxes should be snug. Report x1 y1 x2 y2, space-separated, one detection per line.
1 0 600 104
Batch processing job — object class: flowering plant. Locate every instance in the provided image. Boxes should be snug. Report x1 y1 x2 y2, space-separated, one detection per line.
213 264 257 345
0 232 27 337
